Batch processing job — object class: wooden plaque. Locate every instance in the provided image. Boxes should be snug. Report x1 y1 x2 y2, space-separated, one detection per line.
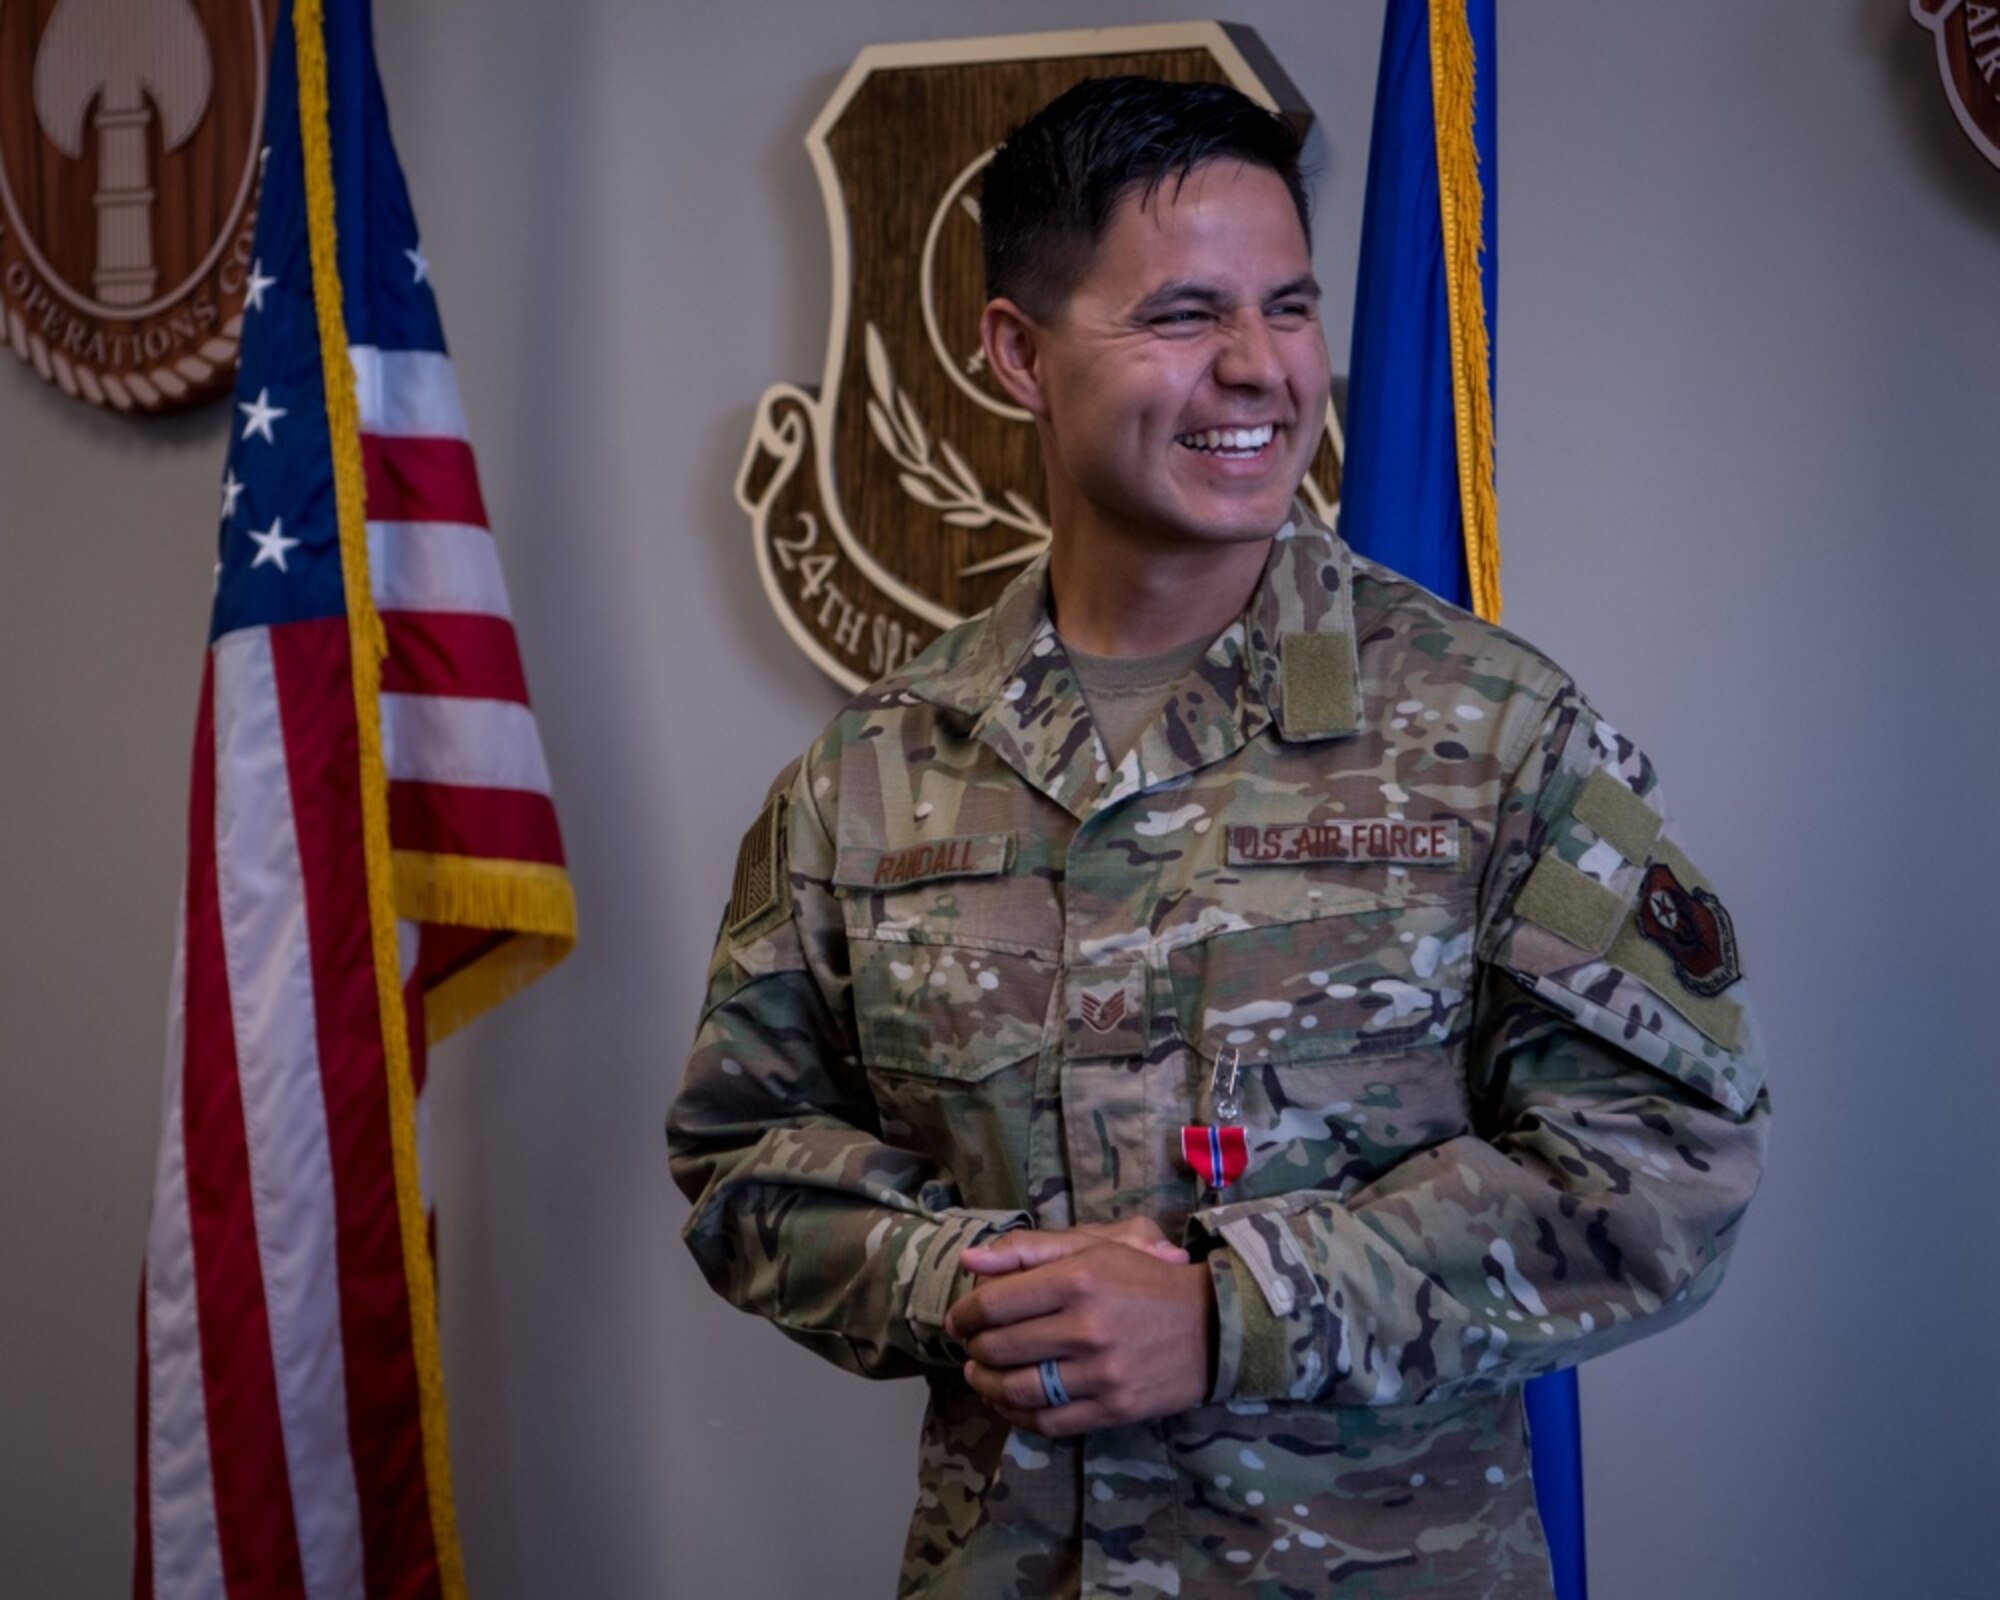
0 0 280 411
1912 0 2000 170
738 23 1345 693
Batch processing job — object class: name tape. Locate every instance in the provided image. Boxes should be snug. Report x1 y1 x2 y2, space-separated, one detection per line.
834 831 1013 889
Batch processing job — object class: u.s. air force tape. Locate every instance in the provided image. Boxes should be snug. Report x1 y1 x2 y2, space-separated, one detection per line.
1225 818 1462 869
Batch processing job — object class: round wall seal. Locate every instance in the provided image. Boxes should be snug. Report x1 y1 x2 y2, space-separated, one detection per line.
1912 0 2000 170
0 0 275 411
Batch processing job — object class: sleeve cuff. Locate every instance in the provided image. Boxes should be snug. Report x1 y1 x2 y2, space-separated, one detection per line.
1194 1196 1338 1403
904 1208 1031 1357
1207 1248 1303 1402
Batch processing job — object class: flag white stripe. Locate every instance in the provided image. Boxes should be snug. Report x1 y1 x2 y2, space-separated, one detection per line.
367 520 510 618
349 345 468 440
211 631 367 1600
380 692 553 794
145 889 228 1600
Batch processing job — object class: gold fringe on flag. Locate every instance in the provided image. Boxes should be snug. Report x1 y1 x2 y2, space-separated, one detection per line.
394 852 579 1039
293 3 468 1592
1429 0 1504 624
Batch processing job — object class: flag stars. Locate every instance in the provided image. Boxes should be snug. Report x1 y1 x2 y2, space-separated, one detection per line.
221 467 246 520
248 517 300 572
238 387 287 443
405 243 429 285
244 259 277 314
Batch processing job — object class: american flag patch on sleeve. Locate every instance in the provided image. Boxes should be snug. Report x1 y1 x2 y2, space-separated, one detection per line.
727 794 788 936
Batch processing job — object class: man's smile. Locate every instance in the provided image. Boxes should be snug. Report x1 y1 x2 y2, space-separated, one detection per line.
1173 423 1277 458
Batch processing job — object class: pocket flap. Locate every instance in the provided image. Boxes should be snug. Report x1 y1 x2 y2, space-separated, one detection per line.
853 940 1053 1080
1168 906 1472 1068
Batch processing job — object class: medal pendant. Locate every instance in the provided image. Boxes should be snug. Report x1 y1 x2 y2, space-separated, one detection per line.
1180 1122 1249 1193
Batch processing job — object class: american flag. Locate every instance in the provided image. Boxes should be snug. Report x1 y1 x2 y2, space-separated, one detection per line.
135 3 573 1595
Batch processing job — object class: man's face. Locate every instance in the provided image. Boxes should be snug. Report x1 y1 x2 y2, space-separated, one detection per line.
998 160 1331 560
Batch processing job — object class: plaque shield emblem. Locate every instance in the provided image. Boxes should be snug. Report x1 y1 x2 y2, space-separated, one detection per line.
1912 0 2000 169
0 0 280 411
738 24 1346 692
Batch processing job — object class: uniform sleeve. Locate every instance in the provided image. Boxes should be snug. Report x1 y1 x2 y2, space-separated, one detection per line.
666 751 1031 1379
1197 686 1770 1406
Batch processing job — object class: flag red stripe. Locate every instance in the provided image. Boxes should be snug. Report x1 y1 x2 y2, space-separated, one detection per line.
181 664 308 1598
133 1271 153 1599
362 435 488 529
416 923 512 998
389 780 567 866
270 621 440 1599
381 610 529 703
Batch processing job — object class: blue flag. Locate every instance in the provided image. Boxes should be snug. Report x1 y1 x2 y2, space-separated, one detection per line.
1337 4 1586 1596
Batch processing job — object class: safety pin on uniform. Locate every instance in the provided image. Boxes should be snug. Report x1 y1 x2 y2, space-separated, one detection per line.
1181 1045 1249 1195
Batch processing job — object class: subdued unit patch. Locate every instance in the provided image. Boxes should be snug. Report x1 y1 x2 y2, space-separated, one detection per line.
1631 839 1743 999
1573 768 1662 863
1515 855 1626 955
726 794 788 937
1279 631 1358 737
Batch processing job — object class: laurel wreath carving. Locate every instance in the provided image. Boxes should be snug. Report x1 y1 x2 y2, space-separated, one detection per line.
5 305 243 412
863 322 1049 577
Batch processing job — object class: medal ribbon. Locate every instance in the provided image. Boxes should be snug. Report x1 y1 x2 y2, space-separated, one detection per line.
1179 1123 1248 1189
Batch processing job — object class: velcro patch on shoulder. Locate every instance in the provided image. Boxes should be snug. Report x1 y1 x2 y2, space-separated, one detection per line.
1573 769 1662 864
1225 818 1462 869
1278 632 1358 738
1607 916 1745 1052
726 793 789 937
833 832 1013 890
1515 855 1626 955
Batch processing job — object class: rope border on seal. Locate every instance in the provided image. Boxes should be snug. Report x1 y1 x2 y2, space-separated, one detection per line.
3 308 245 411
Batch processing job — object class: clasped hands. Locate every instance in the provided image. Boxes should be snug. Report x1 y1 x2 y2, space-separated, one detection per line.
943 1219 1215 1437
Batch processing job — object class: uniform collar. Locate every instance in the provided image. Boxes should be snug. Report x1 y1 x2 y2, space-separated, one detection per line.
914 506 1364 820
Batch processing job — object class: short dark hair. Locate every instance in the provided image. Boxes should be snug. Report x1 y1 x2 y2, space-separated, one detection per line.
981 75 1311 319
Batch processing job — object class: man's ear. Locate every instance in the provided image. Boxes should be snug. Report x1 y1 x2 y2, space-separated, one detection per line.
980 298 1048 416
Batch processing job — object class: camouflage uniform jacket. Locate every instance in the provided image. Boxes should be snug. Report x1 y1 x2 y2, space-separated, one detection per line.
669 514 1769 1598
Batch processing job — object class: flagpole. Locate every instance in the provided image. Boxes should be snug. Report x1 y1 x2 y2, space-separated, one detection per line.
290 1 469 1592
1339 4 1587 1595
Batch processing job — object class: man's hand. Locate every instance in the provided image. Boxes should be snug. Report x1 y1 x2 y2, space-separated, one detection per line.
960 1216 1189 1275
945 1229 1214 1437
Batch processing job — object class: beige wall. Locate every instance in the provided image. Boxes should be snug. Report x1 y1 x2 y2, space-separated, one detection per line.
4 2 1995 1594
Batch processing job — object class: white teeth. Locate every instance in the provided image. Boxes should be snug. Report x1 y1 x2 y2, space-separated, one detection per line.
1177 424 1276 454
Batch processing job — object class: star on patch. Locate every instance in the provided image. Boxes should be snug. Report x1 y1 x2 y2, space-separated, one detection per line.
1078 989 1127 1033
405 244 429 284
238 387 287 444
244 260 277 314
248 517 300 572
1635 861 1742 997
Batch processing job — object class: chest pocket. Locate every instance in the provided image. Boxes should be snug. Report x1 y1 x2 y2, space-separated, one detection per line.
838 833 1060 1077
1166 894 1477 1199
847 935 1057 1080
1169 897 1473 1065
844 900 1064 1216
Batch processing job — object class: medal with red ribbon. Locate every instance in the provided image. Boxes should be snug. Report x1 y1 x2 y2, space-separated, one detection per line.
1181 1047 1249 1194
